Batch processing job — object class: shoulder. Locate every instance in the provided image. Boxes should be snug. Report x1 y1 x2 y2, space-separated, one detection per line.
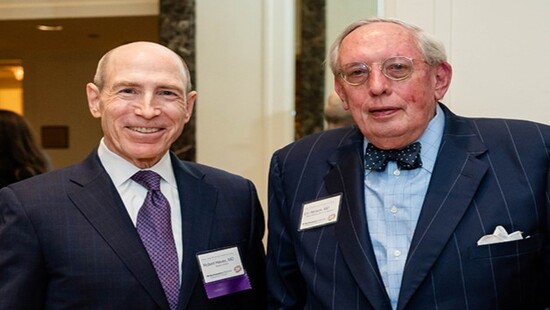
442 105 550 156
442 103 550 142
274 125 360 161
0 161 96 215
171 156 255 190
457 114 550 143
472 117 550 135
7 163 80 189
268 126 363 182
4 151 104 197
185 161 248 181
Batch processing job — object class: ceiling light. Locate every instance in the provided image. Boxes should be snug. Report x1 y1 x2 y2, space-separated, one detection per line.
37 25 63 31
13 67 24 81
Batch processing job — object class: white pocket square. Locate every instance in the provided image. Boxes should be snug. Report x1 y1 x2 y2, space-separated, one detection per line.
477 225 523 245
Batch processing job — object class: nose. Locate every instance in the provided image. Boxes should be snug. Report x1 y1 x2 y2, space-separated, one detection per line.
367 66 390 96
134 94 161 119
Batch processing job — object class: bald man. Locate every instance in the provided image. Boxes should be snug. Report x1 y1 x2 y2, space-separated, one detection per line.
0 42 266 310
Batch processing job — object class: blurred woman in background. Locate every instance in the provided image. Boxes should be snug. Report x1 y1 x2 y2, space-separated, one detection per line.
0 109 49 188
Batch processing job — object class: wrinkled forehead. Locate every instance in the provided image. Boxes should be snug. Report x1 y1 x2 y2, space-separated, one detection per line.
339 23 421 61
105 47 187 85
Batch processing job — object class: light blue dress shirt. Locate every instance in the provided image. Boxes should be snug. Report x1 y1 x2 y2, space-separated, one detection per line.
364 104 445 309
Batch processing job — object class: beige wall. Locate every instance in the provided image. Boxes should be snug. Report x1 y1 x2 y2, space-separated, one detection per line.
0 0 158 20
325 0 377 98
22 52 103 169
196 0 296 206
381 0 550 125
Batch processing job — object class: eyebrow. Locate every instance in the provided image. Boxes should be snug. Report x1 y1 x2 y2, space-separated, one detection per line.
110 80 184 93
110 80 140 89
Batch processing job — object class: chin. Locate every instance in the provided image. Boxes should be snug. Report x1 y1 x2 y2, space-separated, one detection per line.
129 147 164 159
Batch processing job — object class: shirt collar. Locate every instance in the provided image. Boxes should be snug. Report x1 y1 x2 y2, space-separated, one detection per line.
97 138 177 187
416 104 445 173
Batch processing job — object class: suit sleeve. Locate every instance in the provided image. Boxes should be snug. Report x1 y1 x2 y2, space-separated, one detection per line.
544 156 550 307
243 179 268 307
0 187 46 309
266 152 306 309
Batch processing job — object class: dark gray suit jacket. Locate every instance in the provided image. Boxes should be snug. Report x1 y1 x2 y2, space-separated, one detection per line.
266 104 550 309
0 150 266 309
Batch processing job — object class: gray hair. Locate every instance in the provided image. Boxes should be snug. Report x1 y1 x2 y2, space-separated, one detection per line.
327 17 447 75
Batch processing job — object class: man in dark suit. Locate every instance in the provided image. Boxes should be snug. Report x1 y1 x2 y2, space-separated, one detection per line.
266 17 549 309
0 41 266 309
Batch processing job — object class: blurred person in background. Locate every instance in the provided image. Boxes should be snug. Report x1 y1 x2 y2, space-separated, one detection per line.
323 91 354 129
0 109 49 188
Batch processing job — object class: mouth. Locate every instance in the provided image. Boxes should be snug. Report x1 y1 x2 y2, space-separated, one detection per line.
128 126 163 134
368 107 399 117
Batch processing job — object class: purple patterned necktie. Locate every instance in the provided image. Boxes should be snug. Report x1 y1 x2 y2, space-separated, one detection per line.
132 170 179 310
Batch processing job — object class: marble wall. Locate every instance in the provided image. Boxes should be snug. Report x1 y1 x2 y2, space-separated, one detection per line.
295 0 326 139
159 0 327 158
159 0 196 161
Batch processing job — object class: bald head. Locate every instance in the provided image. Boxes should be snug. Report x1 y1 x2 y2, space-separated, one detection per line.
86 40 198 168
93 41 193 92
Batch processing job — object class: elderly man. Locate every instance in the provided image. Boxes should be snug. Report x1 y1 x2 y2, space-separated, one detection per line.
267 17 549 309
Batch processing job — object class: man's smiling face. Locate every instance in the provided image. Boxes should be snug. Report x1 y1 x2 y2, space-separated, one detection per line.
87 42 196 168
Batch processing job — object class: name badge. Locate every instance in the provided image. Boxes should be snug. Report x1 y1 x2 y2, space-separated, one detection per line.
196 246 252 299
299 193 342 230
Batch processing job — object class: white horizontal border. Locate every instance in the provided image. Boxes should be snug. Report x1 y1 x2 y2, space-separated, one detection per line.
0 0 159 20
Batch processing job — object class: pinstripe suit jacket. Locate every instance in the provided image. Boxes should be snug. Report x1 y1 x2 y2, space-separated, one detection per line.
266 104 550 310
0 150 266 309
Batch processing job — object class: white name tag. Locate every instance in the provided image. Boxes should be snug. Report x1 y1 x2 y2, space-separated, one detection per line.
299 194 341 230
197 246 245 283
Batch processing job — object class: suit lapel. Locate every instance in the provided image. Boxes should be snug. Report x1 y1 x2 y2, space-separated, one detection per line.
67 152 170 310
397 106 489 309
171 157 218 309
326 130 393 310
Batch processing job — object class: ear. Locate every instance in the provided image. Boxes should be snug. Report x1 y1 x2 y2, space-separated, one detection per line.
433 62 453 101
86 83 102 118
334 77 350 110
183 90 197 123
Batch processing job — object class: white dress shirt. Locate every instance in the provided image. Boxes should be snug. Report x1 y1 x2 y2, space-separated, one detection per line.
97 139 183 283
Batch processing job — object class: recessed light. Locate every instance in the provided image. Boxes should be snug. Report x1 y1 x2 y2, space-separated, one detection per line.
13 67 24 81
37 25 63 31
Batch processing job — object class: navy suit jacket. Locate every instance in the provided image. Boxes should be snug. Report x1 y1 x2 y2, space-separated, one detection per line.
0 150 266 309
266 104 550 309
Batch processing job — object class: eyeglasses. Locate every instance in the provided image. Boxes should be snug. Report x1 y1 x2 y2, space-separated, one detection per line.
339 56 421 86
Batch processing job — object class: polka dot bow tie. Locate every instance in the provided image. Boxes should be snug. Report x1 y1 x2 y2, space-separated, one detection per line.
364 142 423 171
